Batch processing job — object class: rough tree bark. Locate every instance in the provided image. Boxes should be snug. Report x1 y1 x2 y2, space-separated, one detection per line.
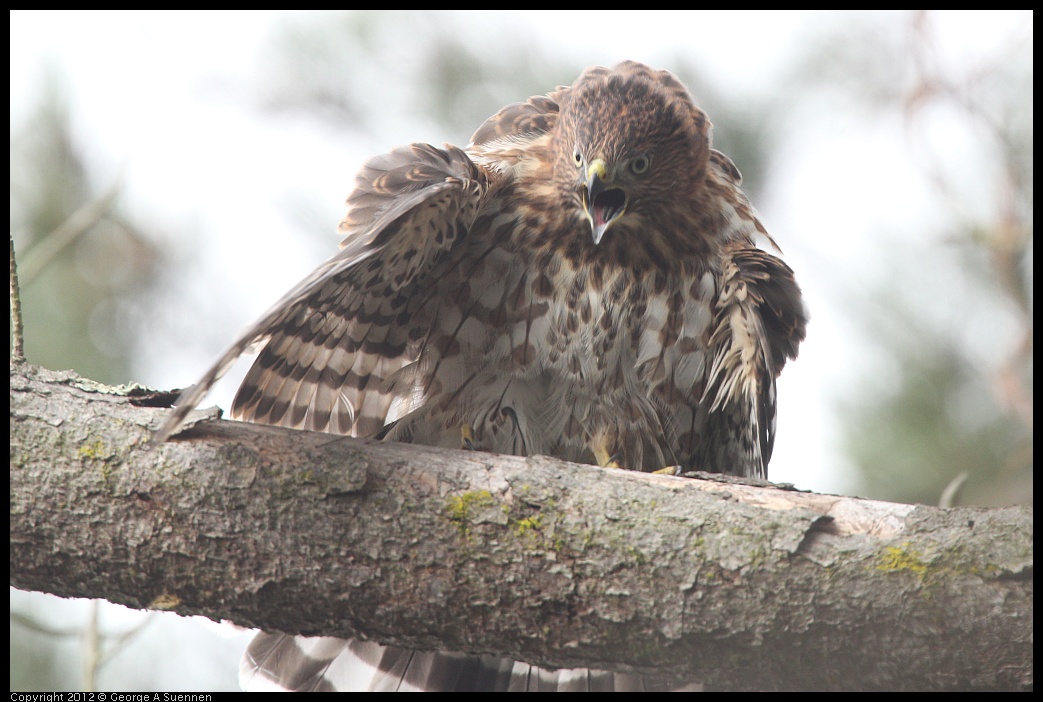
9 361 1033 691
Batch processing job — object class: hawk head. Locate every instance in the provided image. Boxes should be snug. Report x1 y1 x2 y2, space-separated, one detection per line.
555 61 713 246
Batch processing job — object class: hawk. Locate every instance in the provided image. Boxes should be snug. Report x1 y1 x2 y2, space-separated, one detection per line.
156 61 807 691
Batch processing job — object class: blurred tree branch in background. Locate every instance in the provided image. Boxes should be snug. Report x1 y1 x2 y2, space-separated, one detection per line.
9 66 160 385
787 11 1032 506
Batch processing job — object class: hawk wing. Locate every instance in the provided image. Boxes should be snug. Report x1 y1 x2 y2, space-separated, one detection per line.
152 143 490 444
698 243 806 477
466 86 564 173
469 88 563 147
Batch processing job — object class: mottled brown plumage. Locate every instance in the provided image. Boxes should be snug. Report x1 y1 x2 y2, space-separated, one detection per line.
156 61 806 691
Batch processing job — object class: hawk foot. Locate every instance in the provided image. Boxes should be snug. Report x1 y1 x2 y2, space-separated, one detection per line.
460 424 477 451
593 445 622 469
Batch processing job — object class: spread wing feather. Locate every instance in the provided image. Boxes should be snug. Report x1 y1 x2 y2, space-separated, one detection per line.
152 143 489 444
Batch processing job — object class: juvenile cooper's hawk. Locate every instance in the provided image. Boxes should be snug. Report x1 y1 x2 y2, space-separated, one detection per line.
156 61 807 691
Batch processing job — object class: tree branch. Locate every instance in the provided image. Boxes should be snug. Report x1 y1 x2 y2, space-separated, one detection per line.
9 362 1032 691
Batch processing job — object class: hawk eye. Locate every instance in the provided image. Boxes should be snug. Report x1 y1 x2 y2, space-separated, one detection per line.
572 147 583 168
630 153 651 175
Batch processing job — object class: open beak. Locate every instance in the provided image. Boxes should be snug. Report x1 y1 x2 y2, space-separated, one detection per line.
581 158 627 245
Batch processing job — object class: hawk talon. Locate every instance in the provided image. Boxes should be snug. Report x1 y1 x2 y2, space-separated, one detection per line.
653 465 683 476
593 445 623 469
460 424 477 451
